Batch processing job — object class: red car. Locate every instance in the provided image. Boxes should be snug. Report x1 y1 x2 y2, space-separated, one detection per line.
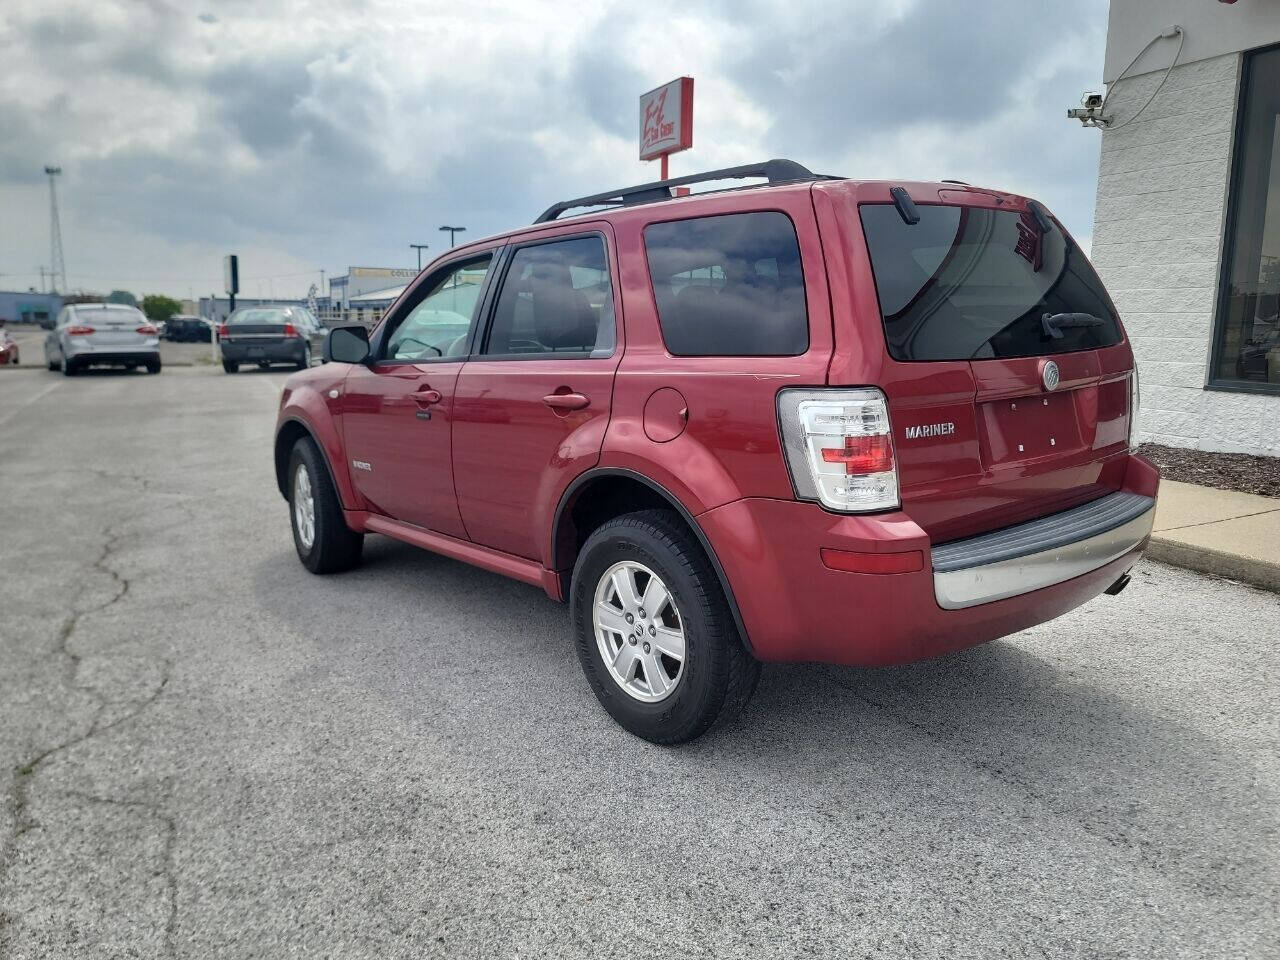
0 325 18 365
274 159 1158 744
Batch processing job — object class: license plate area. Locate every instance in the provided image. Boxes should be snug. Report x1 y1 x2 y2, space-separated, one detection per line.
979 390 1084 466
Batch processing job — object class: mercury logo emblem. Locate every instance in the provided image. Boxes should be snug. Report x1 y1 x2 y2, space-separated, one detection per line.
1042 360 1060 392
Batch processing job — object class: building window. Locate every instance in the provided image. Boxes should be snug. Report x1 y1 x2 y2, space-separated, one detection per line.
1213 44 1280 392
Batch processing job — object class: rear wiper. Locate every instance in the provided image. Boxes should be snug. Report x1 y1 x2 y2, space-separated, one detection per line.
1042 312 1104 340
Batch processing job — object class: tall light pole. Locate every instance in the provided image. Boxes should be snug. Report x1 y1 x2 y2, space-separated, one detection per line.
410 243 430 270
439 225 465 248
44 166 66 293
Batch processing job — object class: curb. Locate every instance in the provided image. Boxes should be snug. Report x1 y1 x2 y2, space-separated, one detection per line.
1146 536 1280 593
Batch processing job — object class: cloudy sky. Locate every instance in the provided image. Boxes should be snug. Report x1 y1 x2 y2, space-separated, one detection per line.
0 0 1109 302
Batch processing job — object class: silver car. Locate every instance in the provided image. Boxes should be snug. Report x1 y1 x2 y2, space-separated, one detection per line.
44 303 162 376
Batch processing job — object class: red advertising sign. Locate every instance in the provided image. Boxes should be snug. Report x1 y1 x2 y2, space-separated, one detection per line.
639 77 694 161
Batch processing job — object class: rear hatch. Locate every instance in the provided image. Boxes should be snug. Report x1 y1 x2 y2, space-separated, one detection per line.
75 308 151 347
832 185 1133 543
223 309 294 346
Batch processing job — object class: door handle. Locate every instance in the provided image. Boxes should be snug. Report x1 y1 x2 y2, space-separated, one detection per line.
542 392 590 411
413 388 442 405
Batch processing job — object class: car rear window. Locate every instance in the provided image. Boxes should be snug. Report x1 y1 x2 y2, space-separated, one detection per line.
859 203 1123 361
644 211 808 356
229 309 289 325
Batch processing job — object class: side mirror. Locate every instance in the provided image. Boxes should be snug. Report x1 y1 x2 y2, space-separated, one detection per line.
325 324 370 364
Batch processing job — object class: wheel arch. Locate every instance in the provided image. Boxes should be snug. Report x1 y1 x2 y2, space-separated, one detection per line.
274 417 347 508
550 468 755 655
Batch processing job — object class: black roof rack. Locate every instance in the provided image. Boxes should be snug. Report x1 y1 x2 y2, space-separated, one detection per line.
533 158 828 224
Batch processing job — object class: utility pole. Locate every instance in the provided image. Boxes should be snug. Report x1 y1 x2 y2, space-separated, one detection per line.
38 266 47 293
409 243 429 270
44 166 66 292
438 225 466 248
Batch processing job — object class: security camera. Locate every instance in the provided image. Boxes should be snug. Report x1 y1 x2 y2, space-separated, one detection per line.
1067 91 1108 127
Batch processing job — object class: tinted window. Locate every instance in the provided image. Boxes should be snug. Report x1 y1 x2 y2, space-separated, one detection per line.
1212 45 1280 390
228 308 290 325
384 256 492 361
644 212 808 356
860 203 1122 361
483 236 615 356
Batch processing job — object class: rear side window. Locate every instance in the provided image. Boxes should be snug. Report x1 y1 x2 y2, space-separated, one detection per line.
484 236 616 357
859 203 1123 361
644 212 808 356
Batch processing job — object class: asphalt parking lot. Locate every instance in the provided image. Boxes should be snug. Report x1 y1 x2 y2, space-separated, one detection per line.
1 365 1277 959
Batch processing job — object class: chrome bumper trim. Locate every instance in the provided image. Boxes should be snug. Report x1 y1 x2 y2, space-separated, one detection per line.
932 493 1156 610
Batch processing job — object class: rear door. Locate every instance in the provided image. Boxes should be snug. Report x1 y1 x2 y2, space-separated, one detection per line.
340 252 497 537
451 229 622 560
845 190 1133 542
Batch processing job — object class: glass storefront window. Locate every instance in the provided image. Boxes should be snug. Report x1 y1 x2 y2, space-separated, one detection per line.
1213 44 1280 391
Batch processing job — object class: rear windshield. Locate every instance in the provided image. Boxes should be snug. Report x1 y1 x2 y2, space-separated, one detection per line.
859 203 1122 361
228 309 290 325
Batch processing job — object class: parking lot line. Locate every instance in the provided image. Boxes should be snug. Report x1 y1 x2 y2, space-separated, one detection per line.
0 379 62 428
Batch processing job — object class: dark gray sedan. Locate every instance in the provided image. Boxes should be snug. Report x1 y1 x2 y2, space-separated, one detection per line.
218 306 326 373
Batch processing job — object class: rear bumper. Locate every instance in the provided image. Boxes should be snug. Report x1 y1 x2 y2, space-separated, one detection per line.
220 339 302 362
65 346 160 365
931 491 1155 609
697 454 1160 667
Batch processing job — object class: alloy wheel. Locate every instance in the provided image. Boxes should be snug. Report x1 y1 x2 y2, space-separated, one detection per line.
593 560 686 702
293 463 316 550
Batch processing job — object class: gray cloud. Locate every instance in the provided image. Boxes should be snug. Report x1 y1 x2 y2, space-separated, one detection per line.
0 0 1110 297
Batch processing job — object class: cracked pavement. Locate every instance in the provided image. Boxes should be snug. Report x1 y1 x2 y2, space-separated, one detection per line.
1 366 1278 959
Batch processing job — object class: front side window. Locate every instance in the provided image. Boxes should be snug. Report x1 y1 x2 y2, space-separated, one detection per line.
1213 44 1280 391
483 236 615 356
384 255 493 361
644 211 809 356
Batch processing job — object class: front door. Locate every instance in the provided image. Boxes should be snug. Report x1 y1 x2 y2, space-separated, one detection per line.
341 253 496 538
452 231 622 560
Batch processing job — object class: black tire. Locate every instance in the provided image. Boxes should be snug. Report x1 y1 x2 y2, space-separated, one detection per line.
47 358 59 371
62 358 78 376
571 509 760 744
222 360 239 374
288 437 363 574
146 358 161 374
297 343 311 370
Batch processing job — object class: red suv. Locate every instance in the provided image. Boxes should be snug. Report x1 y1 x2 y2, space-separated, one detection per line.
274 160 1159 744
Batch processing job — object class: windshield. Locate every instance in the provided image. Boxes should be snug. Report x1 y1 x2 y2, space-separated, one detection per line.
859 203 1123 361
228 309 292 325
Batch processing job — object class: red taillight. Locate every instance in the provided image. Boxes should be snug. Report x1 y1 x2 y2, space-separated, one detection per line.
283 323 299 338
136 324 157 335
67 325 95 335
218 324 229 338
820 434 895 474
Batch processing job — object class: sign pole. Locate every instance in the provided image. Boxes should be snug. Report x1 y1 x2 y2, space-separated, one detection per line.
661 154 669 181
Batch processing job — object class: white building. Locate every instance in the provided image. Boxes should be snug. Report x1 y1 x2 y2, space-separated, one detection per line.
1090 0 1280 455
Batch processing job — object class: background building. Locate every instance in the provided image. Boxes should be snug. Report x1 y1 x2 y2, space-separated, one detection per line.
0 290 62 326
329 267 419 309
1091 0 1280 455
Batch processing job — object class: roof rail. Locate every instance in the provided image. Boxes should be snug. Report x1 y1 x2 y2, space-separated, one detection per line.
533 158 826 224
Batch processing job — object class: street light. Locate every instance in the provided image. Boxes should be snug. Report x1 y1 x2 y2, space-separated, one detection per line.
439 225 466 248
409 243 430 270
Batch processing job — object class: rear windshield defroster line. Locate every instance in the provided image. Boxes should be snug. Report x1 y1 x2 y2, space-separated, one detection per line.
858 202 1123 362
